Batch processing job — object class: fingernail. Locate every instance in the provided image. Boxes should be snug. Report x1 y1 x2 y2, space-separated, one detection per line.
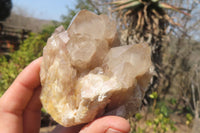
106 128 123 133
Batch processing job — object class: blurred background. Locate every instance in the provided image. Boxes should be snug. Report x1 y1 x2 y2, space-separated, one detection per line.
0 0 200 133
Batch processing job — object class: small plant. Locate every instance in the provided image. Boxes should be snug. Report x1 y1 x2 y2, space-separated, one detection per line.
186 113 193 126
135 113 143 121
149 91 158 110
169 98 177 105
148 100 176 133
130 113 145 133
130 95 177 133
151 108 177 133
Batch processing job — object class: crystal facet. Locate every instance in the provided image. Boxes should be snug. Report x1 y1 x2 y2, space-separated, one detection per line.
40 10 152 127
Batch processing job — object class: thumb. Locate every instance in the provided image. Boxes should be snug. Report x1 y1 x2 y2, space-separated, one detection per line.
51 116 130 133
79 116 130 133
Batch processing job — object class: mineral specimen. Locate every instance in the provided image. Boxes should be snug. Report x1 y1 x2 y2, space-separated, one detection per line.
40 10 152 127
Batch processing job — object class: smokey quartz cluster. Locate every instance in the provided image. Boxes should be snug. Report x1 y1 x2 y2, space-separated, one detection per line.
40 10 152 127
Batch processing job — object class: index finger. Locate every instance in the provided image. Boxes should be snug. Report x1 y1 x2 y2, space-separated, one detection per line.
0 57 42 115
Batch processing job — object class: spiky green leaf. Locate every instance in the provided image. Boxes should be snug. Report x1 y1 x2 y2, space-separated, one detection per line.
111 0 138 8
159 2 191 16
110 0 138 5
112 1 142 12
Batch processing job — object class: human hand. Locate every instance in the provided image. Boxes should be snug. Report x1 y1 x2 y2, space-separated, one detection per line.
0 57 130 133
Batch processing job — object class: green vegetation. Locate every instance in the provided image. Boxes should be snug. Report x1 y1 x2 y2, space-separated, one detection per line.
130 94 177 133
0 25 56 96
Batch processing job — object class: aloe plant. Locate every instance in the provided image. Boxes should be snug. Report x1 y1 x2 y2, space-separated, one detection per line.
111 0 189 43
110 0 190 89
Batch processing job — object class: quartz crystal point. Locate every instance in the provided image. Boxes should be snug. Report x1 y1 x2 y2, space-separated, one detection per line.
40 10 152 127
